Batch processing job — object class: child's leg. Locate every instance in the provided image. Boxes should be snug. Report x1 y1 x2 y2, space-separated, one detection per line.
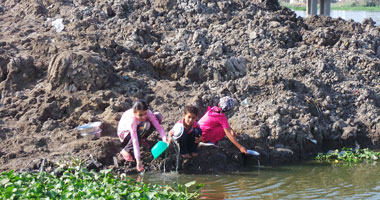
136 121 152 148
178 132 191 158
120 134 135 162
137 121 152 138
189 128 202 156
189 134 199 157
138 112 163 139
190 141 199 156
123 135 133 154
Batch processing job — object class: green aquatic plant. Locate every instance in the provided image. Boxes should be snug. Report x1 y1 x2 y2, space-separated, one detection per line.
55 153 89 170
316 147 380 163
0 168 202 199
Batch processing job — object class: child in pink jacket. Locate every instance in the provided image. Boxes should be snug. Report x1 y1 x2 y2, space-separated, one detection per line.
198 96 248 154
117 100 168 172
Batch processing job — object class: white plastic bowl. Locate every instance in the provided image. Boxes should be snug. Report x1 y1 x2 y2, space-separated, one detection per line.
247 150 260 156
80 129 102 137
76 122 102 137
172 123 184 140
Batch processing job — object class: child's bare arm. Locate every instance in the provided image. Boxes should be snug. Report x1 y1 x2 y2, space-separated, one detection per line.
224 128 247 154
167 130 174 144
230 128 237 137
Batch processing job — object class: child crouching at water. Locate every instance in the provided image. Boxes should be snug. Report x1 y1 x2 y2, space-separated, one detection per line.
169 105 202 158
117 100 169 172
198 96 247 154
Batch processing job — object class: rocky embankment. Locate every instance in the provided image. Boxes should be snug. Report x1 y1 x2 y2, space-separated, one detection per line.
0 0 380 173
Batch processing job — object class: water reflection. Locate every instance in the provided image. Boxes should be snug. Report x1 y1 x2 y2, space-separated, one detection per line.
131 162 380 199
294 10 380 25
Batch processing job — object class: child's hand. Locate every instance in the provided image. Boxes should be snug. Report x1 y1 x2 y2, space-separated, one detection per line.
136 161 144 172
168 130 174 137
194 136 202 144
166 138 173 144
167 131 174 144
162 137 171 144
165 131 173 144
239 146 248 154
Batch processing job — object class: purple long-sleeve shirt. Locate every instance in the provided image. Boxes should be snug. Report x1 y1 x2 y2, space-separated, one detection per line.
117 108 166 160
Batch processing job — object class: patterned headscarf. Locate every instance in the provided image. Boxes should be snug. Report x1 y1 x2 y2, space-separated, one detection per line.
219 96 234 112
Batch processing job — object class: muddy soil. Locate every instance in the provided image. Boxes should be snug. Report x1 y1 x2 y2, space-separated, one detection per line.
1 0 380 173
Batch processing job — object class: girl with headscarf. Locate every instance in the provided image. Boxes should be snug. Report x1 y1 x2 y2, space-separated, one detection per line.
198 96 248 154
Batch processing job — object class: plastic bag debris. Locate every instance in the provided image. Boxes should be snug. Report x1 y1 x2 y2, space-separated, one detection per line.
52 18 64 32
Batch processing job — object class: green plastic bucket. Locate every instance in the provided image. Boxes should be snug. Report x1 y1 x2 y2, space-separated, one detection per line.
151 141 168 160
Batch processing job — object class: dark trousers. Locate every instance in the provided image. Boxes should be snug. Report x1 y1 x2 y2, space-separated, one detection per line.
121 122 155 153
178 127 202 155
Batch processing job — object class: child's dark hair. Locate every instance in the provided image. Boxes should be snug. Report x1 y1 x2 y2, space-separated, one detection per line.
184 105 199 116
132 100 148 112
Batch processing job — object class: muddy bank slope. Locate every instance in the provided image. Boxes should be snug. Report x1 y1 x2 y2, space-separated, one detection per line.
1 0 380 173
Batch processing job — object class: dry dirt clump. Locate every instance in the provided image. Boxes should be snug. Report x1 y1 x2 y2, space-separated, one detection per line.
1 0 380 173
47 50 116 92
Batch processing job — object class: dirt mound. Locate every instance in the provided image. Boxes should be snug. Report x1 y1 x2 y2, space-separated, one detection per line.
0 56 37 92
1 0 380 173
48 50 116 92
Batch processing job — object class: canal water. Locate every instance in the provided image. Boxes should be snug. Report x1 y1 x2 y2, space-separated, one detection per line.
129 12 380 199
132 161 380 199
294 10 380 25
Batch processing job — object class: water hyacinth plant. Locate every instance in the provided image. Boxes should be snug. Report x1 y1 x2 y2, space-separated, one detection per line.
315 147 380 163
0 167 202 199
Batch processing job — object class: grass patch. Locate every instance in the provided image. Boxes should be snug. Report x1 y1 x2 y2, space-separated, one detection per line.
316 147 380 163
280 2 306 11
331 4 380 11
0 167 202 199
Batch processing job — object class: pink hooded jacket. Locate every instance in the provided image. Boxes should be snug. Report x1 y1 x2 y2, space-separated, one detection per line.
117 108 167 160
198 106 230 144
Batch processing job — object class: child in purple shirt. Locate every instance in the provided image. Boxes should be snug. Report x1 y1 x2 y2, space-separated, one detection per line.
117 100 168 172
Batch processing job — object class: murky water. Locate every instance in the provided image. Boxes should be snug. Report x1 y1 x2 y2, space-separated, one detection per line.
132 161 380 199
294 10 380 25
